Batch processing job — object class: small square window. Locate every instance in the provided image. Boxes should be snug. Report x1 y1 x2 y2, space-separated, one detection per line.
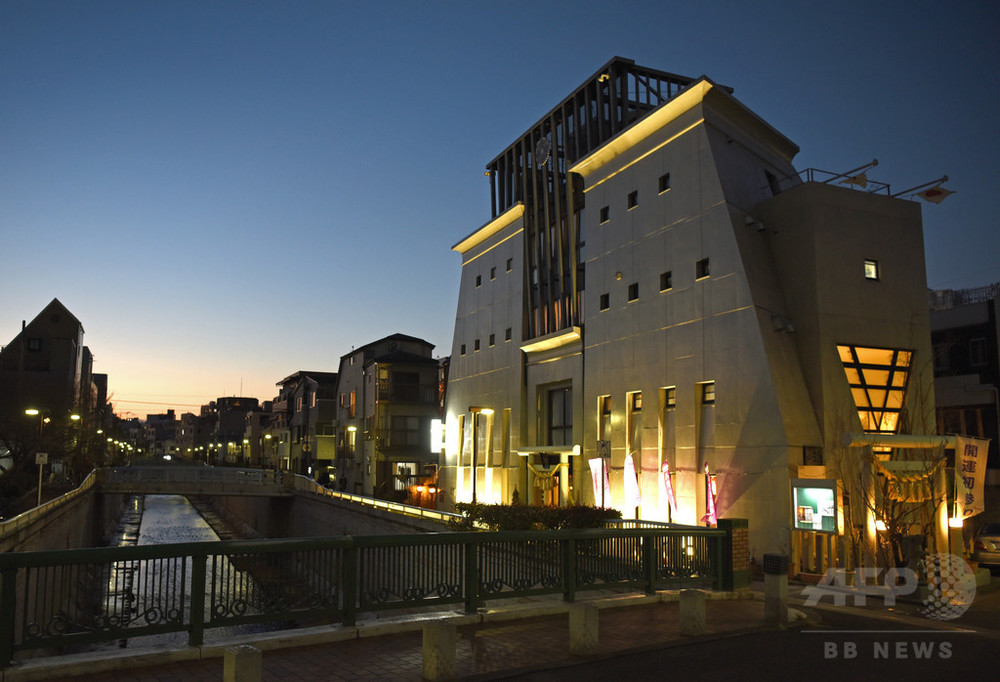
475 275 482 287
660 271 672 291
696 258 710 279
506 258 513 272
600 206 610 223
864 259 879 280
628 283 639 301
627 190 638 209
658 173 671 193
600 293 610 311
460 344 466 356
505 327 512 341
490 267 496 280
474 339 480 351
701 381 716 404
489 333 495 347
27 338 42 351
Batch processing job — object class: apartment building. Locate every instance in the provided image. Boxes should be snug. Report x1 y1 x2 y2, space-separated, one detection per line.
334 334 441 500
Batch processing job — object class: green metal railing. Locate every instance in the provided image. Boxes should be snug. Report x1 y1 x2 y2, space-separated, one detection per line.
0 526 725 666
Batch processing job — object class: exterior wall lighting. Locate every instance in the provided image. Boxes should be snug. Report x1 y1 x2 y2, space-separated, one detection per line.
468 407 494 503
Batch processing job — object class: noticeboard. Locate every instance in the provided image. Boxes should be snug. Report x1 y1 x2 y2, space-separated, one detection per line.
791 478 838 534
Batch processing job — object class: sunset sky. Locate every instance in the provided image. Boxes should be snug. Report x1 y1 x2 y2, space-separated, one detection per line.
2 1 997 418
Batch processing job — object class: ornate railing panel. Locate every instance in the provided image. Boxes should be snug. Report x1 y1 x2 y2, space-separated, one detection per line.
0 526 727 666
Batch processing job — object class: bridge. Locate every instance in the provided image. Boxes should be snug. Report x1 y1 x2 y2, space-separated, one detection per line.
0 466 460 555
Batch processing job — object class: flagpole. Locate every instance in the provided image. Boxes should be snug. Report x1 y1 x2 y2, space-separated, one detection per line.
821 158 878 184
891 175 949 198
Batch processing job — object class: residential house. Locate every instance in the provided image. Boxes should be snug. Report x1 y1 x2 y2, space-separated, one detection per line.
334 335 441 500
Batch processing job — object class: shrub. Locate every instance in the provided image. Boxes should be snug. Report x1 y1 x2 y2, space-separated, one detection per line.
451 503 621 531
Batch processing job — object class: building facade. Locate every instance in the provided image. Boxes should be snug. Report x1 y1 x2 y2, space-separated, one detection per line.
0 299 107 481
334 334 441 500
931 282 1000 475
443 58 936 557
270 371 338 480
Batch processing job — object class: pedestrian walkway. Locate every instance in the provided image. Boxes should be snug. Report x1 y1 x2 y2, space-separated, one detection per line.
0 591 770 681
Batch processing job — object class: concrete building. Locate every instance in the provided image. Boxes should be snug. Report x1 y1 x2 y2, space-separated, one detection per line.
0 299 86 421
334 334 441 500
0 299 106 479
931 282 1000 477
443 57 936 557
271 371 338 480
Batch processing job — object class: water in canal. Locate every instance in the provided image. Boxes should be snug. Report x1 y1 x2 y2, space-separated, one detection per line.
97 494 275 651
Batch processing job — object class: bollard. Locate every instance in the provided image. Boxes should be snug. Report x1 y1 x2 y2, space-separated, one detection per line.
423 620 458 681
763 553 788 626
568 602 599 655
224 644 261 682
679 589 706 636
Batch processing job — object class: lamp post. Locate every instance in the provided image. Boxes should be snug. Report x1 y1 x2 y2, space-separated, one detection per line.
468 407 494 504
25 409 48 507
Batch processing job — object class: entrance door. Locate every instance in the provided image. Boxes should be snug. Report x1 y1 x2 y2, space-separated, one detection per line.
544 387 572 505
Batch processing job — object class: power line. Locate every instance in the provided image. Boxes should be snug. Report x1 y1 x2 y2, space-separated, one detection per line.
112 399 205 407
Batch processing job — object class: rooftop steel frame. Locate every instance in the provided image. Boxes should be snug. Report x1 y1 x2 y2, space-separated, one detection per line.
485 58 698 340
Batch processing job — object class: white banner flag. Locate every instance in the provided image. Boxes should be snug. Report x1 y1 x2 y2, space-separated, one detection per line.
659 462 678 516
624 454 642 509
589 458 612 508
701 462 718 526
956 435 991 519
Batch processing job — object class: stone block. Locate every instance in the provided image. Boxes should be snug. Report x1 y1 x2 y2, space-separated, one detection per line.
568 602 599 655
223 644 261 682
422 620 457 681
679 589 706 636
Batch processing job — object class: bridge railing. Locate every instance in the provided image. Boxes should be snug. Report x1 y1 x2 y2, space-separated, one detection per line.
291 474 465 525
0 525 727 666
105 465 276 486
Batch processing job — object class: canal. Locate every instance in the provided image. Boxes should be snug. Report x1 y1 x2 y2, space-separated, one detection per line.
96 494 274 652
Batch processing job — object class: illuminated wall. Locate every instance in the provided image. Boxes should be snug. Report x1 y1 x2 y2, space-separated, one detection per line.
444 60 933 555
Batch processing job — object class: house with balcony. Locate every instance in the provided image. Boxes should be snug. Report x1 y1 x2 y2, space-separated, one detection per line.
444 57 937 561
269 371 338 480
334 334 442 500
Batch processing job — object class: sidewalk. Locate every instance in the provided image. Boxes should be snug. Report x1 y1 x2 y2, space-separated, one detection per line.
0 591 770 681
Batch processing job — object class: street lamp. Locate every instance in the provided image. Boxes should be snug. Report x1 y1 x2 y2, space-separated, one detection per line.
468 407 494 504
25 409 48 507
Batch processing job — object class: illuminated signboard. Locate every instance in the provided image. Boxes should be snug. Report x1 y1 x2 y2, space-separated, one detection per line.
791 478 838 534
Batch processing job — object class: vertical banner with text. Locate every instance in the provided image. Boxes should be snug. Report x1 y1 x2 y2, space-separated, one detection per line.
956 435 990 518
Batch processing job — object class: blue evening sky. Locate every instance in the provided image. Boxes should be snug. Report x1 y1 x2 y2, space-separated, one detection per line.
2 1 997 418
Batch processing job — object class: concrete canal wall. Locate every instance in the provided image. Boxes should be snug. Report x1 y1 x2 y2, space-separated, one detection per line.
202 490 452 539
0 483 127 554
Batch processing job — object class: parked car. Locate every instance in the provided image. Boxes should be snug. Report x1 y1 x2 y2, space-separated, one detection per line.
972 523 1000 572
